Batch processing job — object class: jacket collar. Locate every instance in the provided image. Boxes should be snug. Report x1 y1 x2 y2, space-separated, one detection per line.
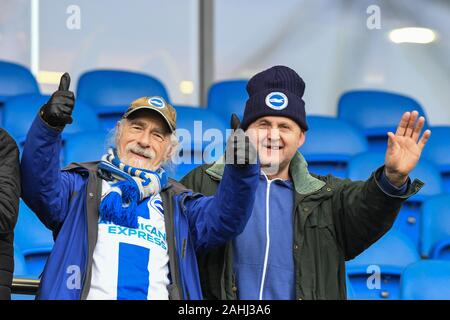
205 151 326 195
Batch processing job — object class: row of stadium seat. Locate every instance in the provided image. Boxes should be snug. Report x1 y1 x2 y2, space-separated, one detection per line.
0 60 435 139
346 225 450 300
3 94 448 199
1 92 449 186
346 258 450 300
1 60 449 185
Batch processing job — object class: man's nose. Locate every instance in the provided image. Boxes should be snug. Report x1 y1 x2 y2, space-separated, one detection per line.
267 128 280 141
137 132 151 148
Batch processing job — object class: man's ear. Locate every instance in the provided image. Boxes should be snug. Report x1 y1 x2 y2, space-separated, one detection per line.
116 120 124 147
165 144 175 160
164 136 178 161
297 130 306 149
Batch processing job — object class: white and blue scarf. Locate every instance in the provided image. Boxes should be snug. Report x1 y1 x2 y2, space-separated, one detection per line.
98 148 168 228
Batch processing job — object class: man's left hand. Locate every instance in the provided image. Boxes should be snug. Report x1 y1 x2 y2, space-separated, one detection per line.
384 110 431 187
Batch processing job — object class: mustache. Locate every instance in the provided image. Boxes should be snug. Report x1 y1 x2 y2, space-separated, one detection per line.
125 143 155 159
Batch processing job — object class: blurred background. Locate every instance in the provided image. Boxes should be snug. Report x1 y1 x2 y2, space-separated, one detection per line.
1 0 449 300
1 0 449 122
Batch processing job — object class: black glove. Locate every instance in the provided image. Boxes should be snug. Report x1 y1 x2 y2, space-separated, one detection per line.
40 72 75 129
225 114 257 167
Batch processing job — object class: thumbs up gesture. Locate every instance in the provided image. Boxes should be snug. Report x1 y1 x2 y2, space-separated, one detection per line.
225 113 258 167
40 72 75 129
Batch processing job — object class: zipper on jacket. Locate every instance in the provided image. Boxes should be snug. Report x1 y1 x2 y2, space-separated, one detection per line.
258 173 285 300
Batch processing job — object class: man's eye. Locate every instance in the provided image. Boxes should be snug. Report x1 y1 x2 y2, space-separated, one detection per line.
154 133 164 141
132 125 142 130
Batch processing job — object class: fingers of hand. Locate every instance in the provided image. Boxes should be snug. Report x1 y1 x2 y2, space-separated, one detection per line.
49 104 74 125
395 112 411 136
228 132 256 165
54 90 75 99
387 132 396 149
50 95 74 108
418 129 431 150
412 116 425 142
405 110 419 137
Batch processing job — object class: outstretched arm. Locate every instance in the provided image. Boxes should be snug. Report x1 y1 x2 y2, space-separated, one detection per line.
21 73 77 231
333 110 430 260
183 114 260 252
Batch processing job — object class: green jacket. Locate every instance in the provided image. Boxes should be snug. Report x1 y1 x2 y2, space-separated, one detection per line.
180 152 424 300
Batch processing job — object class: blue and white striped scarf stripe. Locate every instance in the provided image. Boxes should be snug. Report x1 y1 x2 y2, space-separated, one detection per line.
98 148 168 228
100 149 168 200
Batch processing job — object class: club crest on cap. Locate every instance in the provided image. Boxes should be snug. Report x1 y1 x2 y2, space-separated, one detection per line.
148 97 166 109
265 92 288 110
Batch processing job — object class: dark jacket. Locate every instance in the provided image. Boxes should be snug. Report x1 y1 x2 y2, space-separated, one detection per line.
0 129 20 300
181 152 424 300
20 115 259 299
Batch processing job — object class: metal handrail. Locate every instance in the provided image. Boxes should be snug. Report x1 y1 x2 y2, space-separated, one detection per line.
12 278 39 295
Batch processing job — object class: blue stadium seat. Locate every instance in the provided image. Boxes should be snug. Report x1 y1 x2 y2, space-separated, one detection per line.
422 126 450 192
63 130 110 166
207 80 248 120
3 93 101 147
172 106 227 180
15 201 54 278
175 105 228 149
400 260 450 300
346 230 420 300
346 274 355 300
0 61 39 103
348 151 443 249
421 194 450 260
77 70 170 130
337 90 428 152
0 61 39 126
300 116 368 178
347 152 385 181
13 246 28 277
12 247 36 300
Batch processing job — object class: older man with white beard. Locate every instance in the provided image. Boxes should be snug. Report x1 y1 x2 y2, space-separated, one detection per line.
20 73 259 300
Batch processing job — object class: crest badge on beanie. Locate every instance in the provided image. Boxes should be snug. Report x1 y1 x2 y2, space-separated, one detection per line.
265 92 288 110
241 65 308 131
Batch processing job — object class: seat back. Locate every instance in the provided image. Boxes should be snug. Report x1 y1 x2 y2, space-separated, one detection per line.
3 93 101 147
400 260 450 300
421 194 450 259
338 90 427 152
15 201 54 278
422 126 450 192
0 61 39 103
346 230 420 299
77 69 169 130
207 80 248 120
300 116 368 178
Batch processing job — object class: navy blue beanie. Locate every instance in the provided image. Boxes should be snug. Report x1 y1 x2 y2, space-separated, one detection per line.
240 65 308 131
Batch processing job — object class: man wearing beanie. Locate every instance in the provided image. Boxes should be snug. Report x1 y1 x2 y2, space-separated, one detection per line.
181 65 431 300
